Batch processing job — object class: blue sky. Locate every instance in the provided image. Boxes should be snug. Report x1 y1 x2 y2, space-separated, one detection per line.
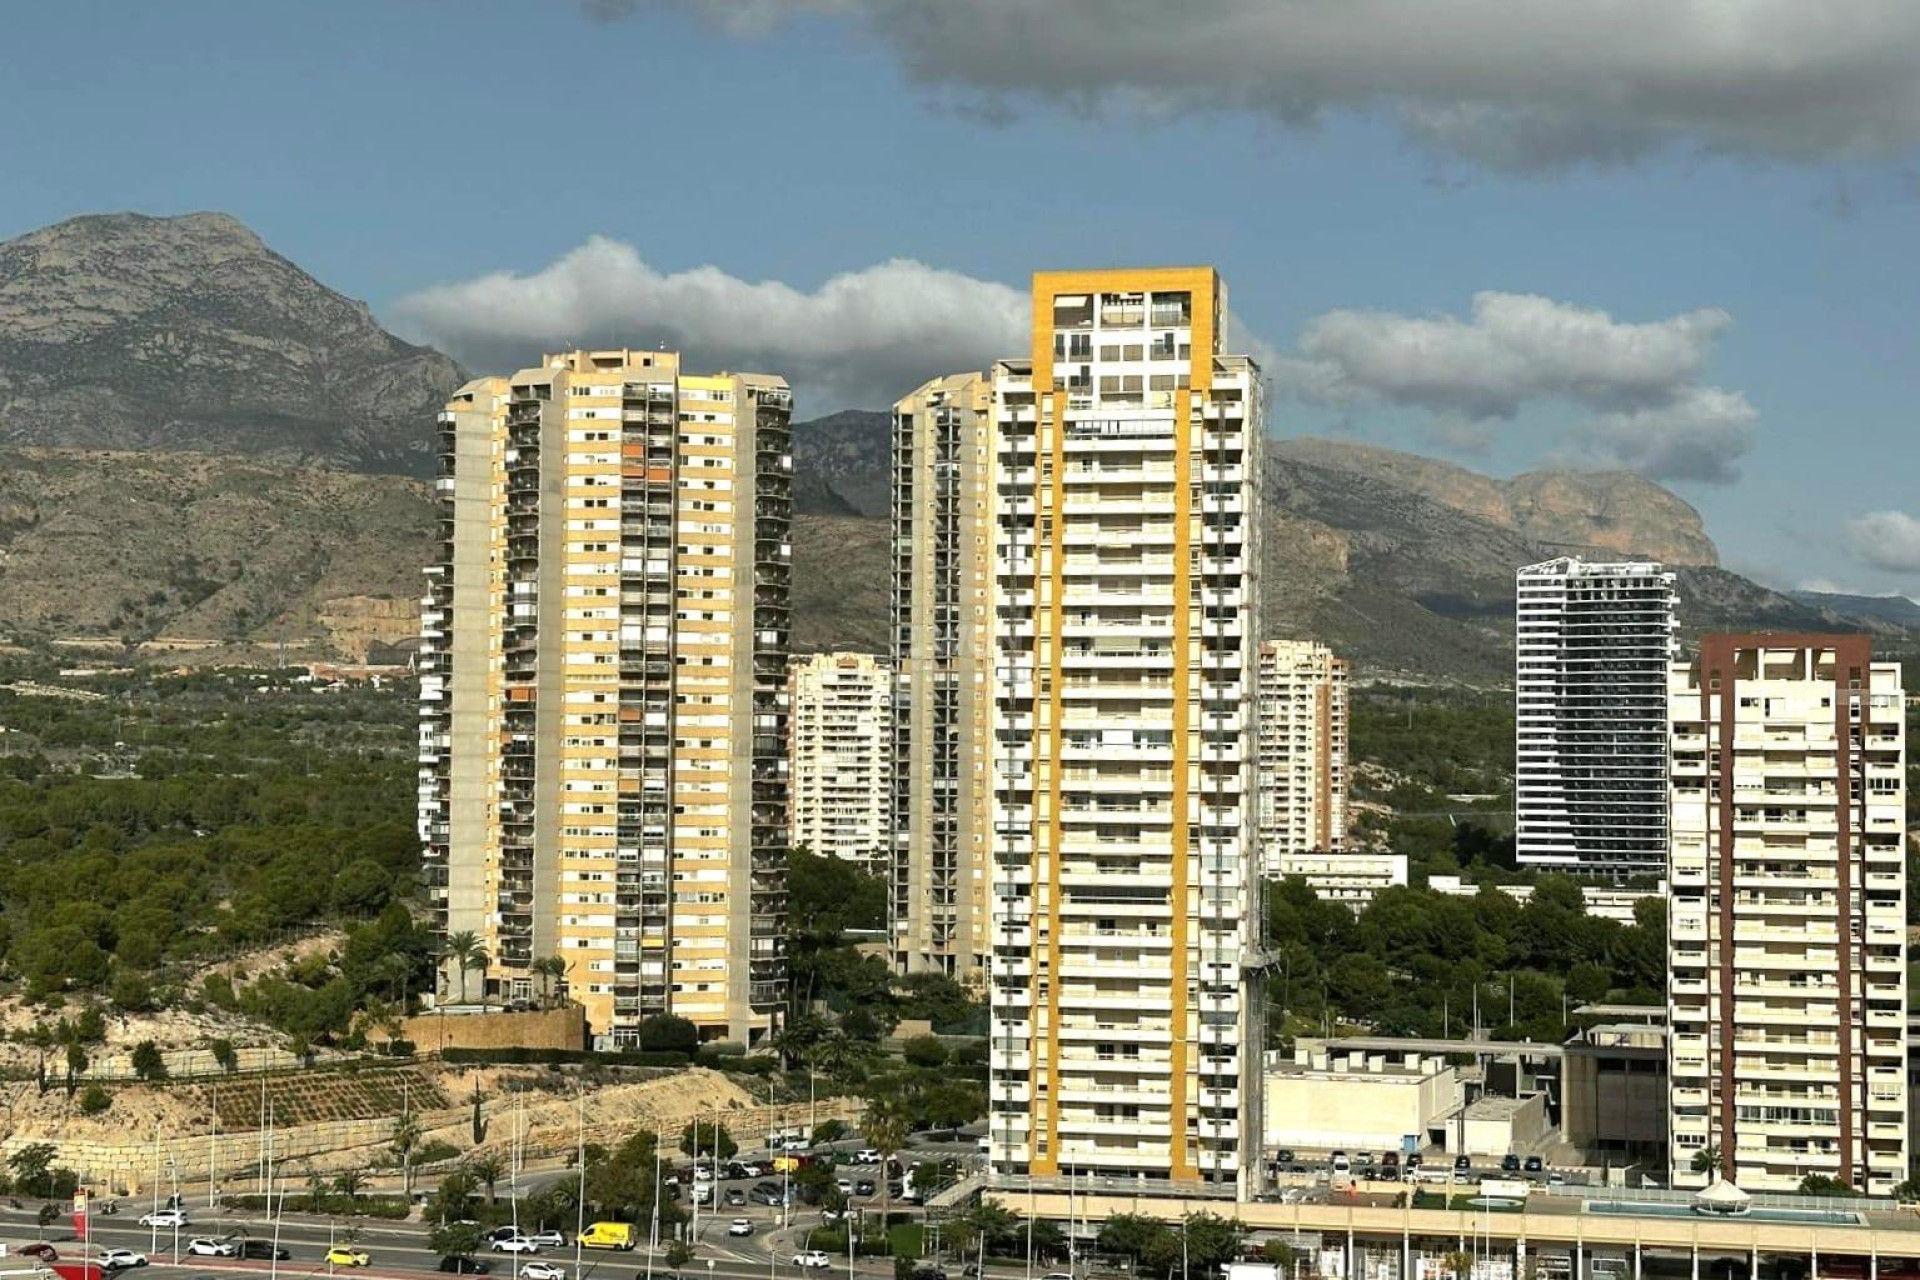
4 0 1919 595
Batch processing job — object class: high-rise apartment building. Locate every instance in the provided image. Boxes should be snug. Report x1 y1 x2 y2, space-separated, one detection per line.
788 651 891 865
890 373 994 980
418 349 792 1047
987 267 1264 1190
1515 557 1677 879
1256 639 1349 874
1668 636 1907 1194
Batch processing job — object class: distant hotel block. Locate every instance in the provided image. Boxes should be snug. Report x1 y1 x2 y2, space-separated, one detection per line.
1514 557 1676 879
417 350 792 1047
787 652 892 866
1256 639 1349 875
1667 636 1907 1195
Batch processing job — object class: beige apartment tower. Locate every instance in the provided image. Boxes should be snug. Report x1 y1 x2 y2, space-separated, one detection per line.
1256 639 1349 874
890 372 994 980
418 349 792 1047
1668 636 1907 1194
788 651 891 865
987 268 1265 1190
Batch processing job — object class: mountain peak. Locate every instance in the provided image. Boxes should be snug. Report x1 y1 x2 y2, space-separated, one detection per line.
0 210 462 473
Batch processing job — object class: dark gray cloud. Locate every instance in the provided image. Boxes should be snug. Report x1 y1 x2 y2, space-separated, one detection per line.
1268 291 1755 484
613 0 1920 173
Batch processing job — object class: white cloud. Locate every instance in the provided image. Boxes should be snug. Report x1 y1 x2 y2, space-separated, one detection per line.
1271 291 1755 483
614 0 1920 173
390 237 1027 411
1846 511 1920 572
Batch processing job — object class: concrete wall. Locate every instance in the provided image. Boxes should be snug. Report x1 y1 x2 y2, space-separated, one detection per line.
1266 1071 1454 1150
1563 1048 1666 1157
400 1006 587 1054
1462 1094 1549 1157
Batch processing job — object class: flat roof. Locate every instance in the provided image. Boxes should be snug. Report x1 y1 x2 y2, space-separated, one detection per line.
1315 1036 1565 1059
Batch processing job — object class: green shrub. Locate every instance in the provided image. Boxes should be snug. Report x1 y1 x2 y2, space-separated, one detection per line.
77 1084 110 1116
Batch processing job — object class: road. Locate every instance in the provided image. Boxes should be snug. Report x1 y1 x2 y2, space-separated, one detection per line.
0 1171 927 1280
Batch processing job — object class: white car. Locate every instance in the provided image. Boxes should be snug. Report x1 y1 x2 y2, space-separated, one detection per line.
491 1237 540 1255
728 1219 754 1238
520 1264 566 1280
692 1165 715 1183
139 1209 188 1228
186 1239 235 1257
527 1231 567 1249
853 1148 881 1164
793 1251 832 1269
835 1179 854 1194
100 1250 148 1271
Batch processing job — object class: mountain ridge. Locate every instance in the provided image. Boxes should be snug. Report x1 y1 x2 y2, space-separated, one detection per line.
0 209 1912 680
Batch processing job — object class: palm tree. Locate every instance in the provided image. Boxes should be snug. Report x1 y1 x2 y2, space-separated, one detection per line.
1691 1144 1723 1179
536 956 569 1009
863 1097 912 1257
468 1152 507 1205
444 932 485 1006
334 1168 367 1205
391 1111 423 1200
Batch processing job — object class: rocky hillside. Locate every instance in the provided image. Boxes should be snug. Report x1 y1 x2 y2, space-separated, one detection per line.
0 449 435 659
0 212 463 473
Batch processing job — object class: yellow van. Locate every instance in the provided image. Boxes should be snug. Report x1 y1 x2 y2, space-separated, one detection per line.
578 1222 636 1251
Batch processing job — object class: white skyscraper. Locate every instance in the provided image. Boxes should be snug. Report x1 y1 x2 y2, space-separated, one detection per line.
1515 557 1677 879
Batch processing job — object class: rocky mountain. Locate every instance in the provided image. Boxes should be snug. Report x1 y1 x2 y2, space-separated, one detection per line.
1787 590 1920 627
791 410 890 517
0 212 463 473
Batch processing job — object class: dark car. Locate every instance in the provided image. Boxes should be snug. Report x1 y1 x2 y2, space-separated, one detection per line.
725 1188 747 1206
1524 1156 1545 1174
438 1259 492 1275
1500 1155 1520 1173
19 1244 58 1261
1404 1154 1423 1170
912 1268 947 1280
239 1241 291 1262
1453 1155 1471 1171
855 1180 876 1197
1275 1149 1296 1164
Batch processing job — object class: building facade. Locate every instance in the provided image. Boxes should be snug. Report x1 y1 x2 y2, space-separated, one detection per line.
788 651 891 865
1256 639 1349 873
1668 636 1907 1194
890 373 994 980
418 350 792 1046
987 267 1264 1190
1516 558 1677 879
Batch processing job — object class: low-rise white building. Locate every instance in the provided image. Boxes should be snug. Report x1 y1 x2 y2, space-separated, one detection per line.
1264 1046 1464 1154
1273 849 1408 910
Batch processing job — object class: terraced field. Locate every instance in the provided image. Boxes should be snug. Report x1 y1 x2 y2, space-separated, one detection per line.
204 1064 450 1130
